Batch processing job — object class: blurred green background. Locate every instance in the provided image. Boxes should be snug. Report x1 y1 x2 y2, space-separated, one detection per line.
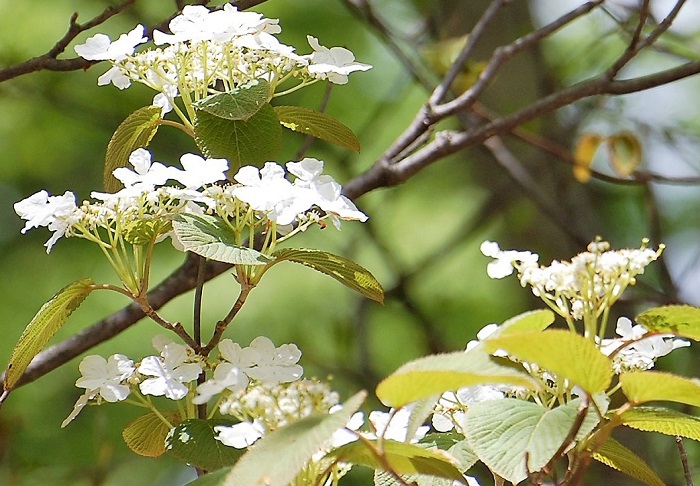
1 0 699 484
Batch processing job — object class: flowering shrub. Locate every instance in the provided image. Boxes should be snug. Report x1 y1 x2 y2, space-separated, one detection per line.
3 4 700 486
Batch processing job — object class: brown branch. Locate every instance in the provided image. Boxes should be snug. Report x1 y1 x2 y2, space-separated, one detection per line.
676 436 695 486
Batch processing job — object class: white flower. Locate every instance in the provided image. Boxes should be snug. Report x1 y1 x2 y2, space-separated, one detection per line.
192 363 247 405
153 5 214 45
168 153 229 189
480 240 539 279
153 84 179 115
138 342 202 400
306 36 372 84
368 408 428 443
215 419 265 448
14 190 79 252
97 65 132 89
239 336 303 385
75 24 147 61
113 148 171 188
431 385 505 433
75 354 135 401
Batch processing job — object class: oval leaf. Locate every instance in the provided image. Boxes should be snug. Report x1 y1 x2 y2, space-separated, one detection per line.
592 436 665 486
496 309 555 337
123 411 180 458
194 102 282 171
172 213 271 265
270 248 383 303
195 80 270 121
621 406 700 441
273 105 360 152
4 278 94 390
376 348 538 408
620 371 700 407
573 133 602 183
104 105 162 192
331 439 464 481
223 391 366 486
484 329 613 394
166 418 243 471
635 305 700 341
607 132 642 177
463 397 603 484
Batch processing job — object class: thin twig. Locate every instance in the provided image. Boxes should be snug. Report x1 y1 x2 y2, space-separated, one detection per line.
676 436 695 486
202 283 253 355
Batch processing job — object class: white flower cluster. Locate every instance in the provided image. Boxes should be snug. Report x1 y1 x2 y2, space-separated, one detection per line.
61 335 302 428
600 317 690 373
481 239 663 320
14 149 366 253
74 4 371 113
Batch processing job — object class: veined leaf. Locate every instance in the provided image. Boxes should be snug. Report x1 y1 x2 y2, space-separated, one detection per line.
270 248 383 303
331 439 464 482
621 406 700 441
484 329 613 394
274 105 360 152
620 371 700 407
223 391 366 486
123 411 180 458
495 309 555 337
376 348 538 408
635 305 700 340
172 213 271 265
573 133 602 183
592 436 665 486
104 105 162 192
166 418 243 471
607 131 642 177
463 397 604 484
194 102 282 171
194 80 270 121
4 278 94 390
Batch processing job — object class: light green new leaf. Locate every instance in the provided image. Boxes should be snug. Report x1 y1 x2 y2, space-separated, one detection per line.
166 418 243 471
332 439 464 482
172 213 271 265
194 80 270 121
496 309 555 337
620 371 700 407
635 305 700 340
376 348 538 408
123 411 180 458
194 102 282 171
621 406 700 441
270 248 383 303
104 105 162 192
484 329 613 394
463 397 604 484
273 105 361 152
185 467 231 486
4 278 94 390
592 436 665 486
223 391 366 486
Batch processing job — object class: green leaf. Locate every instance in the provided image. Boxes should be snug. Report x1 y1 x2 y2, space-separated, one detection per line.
607 131 642 177
621 406 700 441
332 439 464 481
592 436 665 486
273 105 361 152
270 248 384 303
620 371 700 407
194 102 282 171
484 329 613 394
195 80 270 121
172 213 271 265
122 411 180 458
104 105 162 192
184 467 231 486
463 397 604 484
222 391 366 486
376 348 538 408
635 305 700 340
124 219 172 246
419 433 479 472
496 309 556 337
166 418 243 471
4 278 94 390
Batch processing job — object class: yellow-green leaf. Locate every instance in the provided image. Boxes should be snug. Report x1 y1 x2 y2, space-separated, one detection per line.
620 371 700 407
273 105 360 152
123 411 180 458
484 329 613 394
4 278 94 390
592 436 665 486
496 309 555 337
621 406 700 442
573 133 602 183
635 305 700 341
607 131 642 177
104 105 162 192
376 348 538 408
270 248 383 303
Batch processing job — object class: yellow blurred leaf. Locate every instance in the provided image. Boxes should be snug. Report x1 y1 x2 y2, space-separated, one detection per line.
607 131 642 177
573 133 602 183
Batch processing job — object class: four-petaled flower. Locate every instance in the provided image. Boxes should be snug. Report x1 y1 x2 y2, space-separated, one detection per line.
74 24 147 61
306 36 372 85
14 190 79 252
138 342 203 400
